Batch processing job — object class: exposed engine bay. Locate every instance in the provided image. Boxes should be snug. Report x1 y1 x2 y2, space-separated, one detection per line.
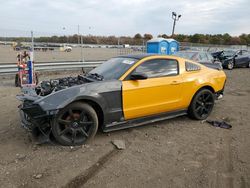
35 75 92 96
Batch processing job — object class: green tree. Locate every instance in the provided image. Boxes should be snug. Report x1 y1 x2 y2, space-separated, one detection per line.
134 33 142 39
162 34 169 38
143 33 153 40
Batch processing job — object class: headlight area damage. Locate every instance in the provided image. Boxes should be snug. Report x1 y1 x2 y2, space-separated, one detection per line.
16 75 123 144
16 75 92 143
17 95 53 143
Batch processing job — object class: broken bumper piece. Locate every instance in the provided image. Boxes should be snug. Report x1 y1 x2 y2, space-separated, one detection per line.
17 99 55 144
16 94 56 131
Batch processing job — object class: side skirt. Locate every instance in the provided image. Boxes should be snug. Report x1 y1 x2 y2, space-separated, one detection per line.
103 109 187 132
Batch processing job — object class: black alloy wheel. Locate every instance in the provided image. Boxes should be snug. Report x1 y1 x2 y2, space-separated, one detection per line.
188 89 215 120
52 102 98 146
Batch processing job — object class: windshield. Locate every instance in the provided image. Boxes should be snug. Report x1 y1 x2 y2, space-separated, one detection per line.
174 51 197 60
88 57 137 80
223 50 236 57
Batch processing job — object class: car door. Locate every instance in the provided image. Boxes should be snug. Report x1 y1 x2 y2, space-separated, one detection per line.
238 50 250 67
122 58 183 120
234 50 248 67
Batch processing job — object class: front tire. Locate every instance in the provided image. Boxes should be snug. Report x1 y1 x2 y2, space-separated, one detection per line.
227 60 234 70
52 102 98 146
188 89 215 120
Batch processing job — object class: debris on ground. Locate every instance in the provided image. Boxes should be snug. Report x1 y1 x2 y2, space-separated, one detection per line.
83 144 90 149
33 174 43 179
16 154 27 161
206 120 232 129
111 140 126 150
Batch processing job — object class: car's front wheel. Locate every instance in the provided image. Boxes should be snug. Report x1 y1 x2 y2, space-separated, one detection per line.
227 60 234 70
52 102 98 146
188 89 215 120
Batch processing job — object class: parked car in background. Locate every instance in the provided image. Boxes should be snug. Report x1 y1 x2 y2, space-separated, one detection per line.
211 50 250 70
62 45 72 52
17 54 226 146
173 51 222 70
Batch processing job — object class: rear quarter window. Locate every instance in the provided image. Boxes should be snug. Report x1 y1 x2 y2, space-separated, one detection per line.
185 61 201 72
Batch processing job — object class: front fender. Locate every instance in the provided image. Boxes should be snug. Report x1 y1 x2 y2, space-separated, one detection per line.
30 80 123 126
34 80 121 111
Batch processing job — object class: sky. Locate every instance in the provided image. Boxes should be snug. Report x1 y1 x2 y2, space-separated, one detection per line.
0 0 249 37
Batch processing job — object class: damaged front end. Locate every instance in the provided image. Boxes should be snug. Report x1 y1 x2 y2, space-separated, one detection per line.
16 75 93 143
17 94 54 143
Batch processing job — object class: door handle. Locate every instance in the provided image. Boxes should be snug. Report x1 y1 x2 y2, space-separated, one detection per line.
171 81 181 85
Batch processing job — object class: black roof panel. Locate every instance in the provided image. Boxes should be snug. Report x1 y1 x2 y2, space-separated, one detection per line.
117 53 161 60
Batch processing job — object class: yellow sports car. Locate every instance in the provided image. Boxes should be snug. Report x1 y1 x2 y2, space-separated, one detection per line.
17 54 226 146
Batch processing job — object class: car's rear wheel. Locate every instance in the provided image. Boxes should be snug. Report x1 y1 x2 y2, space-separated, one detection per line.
227 60 234 70
52 102 98 146
188 89 215 120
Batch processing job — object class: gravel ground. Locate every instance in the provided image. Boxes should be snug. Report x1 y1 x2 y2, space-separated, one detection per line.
0 68 249 188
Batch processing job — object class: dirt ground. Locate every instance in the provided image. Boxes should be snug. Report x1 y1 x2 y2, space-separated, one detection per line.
0 68 249 188
0 45 140 63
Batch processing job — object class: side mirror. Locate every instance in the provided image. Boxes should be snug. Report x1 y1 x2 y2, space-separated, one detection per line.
234 54 238 57
130 72 148 80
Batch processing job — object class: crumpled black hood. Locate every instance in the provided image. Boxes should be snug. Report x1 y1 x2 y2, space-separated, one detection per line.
31 79 122 112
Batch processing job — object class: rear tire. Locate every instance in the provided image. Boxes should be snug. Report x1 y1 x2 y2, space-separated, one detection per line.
188 89 215 120
52 102 98 146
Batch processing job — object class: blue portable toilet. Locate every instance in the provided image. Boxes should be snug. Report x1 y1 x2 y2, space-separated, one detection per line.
146 38 179 55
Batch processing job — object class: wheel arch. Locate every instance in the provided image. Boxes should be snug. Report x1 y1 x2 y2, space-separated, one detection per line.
188 85 215 107
73 99 104 130
196 85 215 94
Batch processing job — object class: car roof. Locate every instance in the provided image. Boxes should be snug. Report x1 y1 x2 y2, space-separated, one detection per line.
117 53 167 60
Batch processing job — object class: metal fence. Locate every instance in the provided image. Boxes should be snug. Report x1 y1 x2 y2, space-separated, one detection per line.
180 42 249 52
0 61 103 75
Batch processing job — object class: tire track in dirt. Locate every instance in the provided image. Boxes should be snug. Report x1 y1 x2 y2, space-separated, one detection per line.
63 147 122 188
213 132 234 188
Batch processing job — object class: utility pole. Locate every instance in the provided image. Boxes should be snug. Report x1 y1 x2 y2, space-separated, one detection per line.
81 34 84 62
118 37 121 55
31 31 34 62
171 12 181 37
62 27 68 44
77 25 80 46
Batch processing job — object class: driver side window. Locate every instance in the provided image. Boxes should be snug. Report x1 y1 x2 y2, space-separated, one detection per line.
133 59 178 78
